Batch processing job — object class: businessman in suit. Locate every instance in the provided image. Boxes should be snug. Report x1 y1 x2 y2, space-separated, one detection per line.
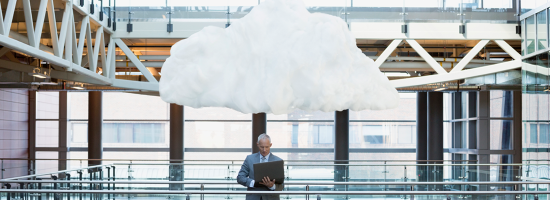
237 133 283 200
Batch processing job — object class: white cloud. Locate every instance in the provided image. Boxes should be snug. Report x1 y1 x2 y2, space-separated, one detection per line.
159 0 399 114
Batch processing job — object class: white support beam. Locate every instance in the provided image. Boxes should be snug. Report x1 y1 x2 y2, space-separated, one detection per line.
99 33 107 76
114 39 159 83
91 26 104 73
375 39 401 68
0 34 111 85
3 0 17 36
109 43 116 79
494 40 522 60
111 79 159 91
70 11 78 67
390 60 521 88
105 37 115 78
0 1 4 35
406 39 448 74
46 0 59 56
22 0 36 47
450 40 489 73
76 16 89 65
64 8 73 69
33 0 48 48
56 1 72 57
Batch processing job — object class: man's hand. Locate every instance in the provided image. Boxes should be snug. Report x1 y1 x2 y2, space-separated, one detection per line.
259 176 275 188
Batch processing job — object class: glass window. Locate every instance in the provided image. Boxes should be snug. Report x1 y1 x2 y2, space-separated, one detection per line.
531 123 539 144
397 125 415 144
526 16 536 55
35 151 58 174
267 122 333 148
312 125 333 144
349 93 416 120
185 121 251 148
537 10 548 51
103 92 168 120
69 123 166 144
490 120 513 150
36 121 59 147
540 124 549 143
490 91 513 118
36 92 59 119
68 92 88 120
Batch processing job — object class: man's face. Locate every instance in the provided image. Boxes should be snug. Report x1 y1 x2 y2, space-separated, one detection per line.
257 139 272 157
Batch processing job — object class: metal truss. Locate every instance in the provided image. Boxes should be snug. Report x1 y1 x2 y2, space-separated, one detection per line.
385 39 522 88
0 0 521 91
0 0 159 91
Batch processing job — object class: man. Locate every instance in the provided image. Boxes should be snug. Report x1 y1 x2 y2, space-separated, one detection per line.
237 133 283 200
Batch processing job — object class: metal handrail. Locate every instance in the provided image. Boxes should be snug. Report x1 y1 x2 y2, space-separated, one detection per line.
112 163 531 166
0 180 547 185
1 164 112 180
0 158 477 162
0 189 548 195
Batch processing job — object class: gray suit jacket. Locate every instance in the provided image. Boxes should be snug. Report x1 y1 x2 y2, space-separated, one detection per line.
237 152 284 200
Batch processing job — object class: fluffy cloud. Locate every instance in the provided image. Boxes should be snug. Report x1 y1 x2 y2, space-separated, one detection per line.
159 0 399 114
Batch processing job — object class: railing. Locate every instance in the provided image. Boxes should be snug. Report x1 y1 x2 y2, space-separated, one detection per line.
1 162 539 191
1 180 550 200
103 0 518 25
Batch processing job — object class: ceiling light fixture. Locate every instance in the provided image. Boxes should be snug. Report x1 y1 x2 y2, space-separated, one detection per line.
433 84 447 91
72 83 85 90
29 67 50 79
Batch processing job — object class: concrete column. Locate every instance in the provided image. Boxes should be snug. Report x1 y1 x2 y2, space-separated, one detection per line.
169 104 184 190
252 113 266 153
416 92 428 185
28 91 36 175
334 109 349 190
477 91 490 190
427 92 444 187
512 91 522 183
59 91 68 174
88 91 103 166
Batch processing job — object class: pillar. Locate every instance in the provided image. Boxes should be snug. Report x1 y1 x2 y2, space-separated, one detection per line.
59 91 68 174
28 91 36 175
334 109 349 190
427 92 443 187
169 104 184 190
88 91 103 166
416 92 428 185
252 113 267 153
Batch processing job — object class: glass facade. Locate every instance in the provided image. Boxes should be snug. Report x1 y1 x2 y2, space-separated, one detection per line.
522 4 550 182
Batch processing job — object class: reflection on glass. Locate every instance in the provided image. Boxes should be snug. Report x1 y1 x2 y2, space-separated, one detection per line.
537 10 548 50
490 120 512 150
526 16 536 54
490 91 513 118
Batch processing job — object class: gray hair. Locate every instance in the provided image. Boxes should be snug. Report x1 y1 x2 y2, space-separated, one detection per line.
257 133 271 144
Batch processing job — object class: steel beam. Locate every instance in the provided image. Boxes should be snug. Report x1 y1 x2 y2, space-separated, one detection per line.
334 110 349 191
427 92 444 186
88 91 103 166
28 90 36 175
252 113 267 154
58 91 68 173
169 104 184 190
416 92 428 184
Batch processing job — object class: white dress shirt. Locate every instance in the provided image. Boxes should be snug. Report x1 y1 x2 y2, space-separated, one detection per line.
249 153 276 190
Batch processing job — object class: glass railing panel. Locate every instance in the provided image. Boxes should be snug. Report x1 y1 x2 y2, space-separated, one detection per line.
348 0 404 22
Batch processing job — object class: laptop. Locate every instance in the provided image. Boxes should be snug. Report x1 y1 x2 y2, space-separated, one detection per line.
253 160 285 186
